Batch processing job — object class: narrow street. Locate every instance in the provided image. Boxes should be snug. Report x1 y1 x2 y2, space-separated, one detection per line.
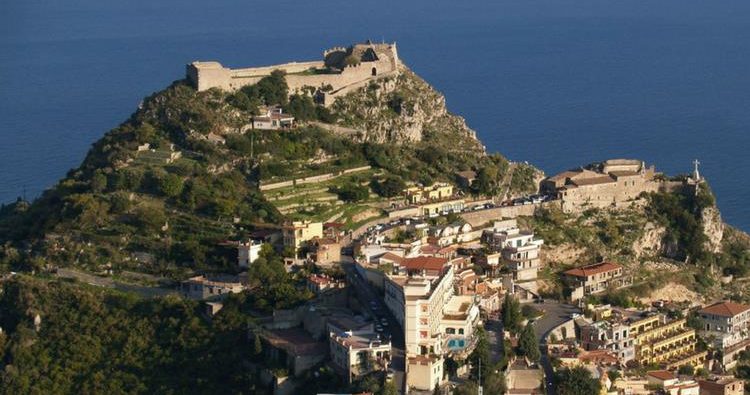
342 262 406 394
533 301 580 395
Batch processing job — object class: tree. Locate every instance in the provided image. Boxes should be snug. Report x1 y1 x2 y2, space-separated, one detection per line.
331 183 369 203
469 327 492 383
286 94 317 121
517 322 540 362
484 370 507 395
501 291 522 334
379 380 397 395
556 366 602 395
159 173 184 198
134 122 157 143
371 176 406 198
471 165 499 196
90 170 108 193
452 381 478 395
607 369 621 382
677 364 694 376
257 70 289 106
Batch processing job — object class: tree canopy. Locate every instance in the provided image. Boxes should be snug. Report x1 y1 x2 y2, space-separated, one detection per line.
555 366 602 395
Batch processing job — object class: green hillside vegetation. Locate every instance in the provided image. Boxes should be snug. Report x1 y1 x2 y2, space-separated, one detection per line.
0 69 532 278
0 275 257 394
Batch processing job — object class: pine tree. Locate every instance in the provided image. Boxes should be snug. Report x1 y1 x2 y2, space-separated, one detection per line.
517 322 540 361
501 291 522 334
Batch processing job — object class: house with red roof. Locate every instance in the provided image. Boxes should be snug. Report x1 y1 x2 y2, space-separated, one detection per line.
563 261 629 300
698 300 750 364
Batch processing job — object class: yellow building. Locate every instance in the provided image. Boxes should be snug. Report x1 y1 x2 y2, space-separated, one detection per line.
634 317 707 369
405 183 454 204
283 221 323 252
420 199 465 216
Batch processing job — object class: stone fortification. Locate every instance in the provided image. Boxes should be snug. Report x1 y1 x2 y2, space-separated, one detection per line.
186 41 400 106
540 159 689 213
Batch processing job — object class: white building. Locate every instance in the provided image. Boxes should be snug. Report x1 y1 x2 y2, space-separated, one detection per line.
329 329 391 383
698 301 750 349
238 240 263 268
484 219 544 287
383 261 480 391
252 106 294 130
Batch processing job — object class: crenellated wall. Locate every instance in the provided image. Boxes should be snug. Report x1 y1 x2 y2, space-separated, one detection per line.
186 42 400 106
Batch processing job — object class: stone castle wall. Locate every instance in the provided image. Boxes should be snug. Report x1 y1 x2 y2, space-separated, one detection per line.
560 179 686 214
186 43 400 106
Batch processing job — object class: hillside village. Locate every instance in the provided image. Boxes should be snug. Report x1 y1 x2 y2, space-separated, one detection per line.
1 42 750 395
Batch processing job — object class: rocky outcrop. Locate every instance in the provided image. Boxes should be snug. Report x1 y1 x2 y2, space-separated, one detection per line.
701 205 724 253
541 243 587 265
632 222 668 258
330 68 484 152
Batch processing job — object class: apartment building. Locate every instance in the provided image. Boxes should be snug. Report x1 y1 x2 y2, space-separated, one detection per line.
329 329 391 383
563 261 629 299
237 240 263 268
633 317 706 369
698 301 750 349
483 219 544 286
405 182 454 204
698 376 745 395
383 261 480 391
579 319 636 363
282 220 323 252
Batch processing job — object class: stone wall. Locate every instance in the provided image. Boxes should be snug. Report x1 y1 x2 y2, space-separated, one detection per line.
459 203 546 228
186 43 400 107
259 166 371 191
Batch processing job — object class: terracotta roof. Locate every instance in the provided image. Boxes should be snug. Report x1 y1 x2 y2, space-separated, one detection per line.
402 256 448 272
380 252 404 264
308 275 331 285
647 370 675 381
700 301 750 317
419 244 441 255
564 262 622 277
578 349 619 365
571 175 616 187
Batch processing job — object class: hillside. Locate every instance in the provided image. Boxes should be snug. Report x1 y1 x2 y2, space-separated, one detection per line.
0 65 536 279
524 185 750 305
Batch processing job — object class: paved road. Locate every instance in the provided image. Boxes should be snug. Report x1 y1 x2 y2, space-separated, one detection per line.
342 262 406 394
484 317 505 364
55 268 178 298
532 301 580 395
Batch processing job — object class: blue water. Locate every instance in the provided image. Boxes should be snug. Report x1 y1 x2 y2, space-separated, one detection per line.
3 0 750 230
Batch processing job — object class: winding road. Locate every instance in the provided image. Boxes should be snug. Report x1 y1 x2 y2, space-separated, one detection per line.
533 301 580 395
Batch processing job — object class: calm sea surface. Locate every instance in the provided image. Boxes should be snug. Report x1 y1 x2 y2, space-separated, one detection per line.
2 0 750 230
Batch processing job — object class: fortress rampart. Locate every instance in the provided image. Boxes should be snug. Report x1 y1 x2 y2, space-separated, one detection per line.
187 42 400 106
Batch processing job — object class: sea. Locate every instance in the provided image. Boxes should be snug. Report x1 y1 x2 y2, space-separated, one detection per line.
2 0 750 231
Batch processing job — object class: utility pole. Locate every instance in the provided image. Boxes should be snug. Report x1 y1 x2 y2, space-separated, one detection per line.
478 357 483 395
250 131 255 160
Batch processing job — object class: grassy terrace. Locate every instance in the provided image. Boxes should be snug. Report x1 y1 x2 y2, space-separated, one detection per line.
261 167 387 225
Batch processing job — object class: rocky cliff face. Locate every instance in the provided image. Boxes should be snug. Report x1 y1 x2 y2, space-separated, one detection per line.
330 68 485 153
701 205 724 254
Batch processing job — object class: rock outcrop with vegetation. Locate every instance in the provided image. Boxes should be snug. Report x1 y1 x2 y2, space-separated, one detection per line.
331 68 485 153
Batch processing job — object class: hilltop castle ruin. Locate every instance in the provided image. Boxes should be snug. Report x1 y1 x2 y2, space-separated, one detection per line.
187 41 400 106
